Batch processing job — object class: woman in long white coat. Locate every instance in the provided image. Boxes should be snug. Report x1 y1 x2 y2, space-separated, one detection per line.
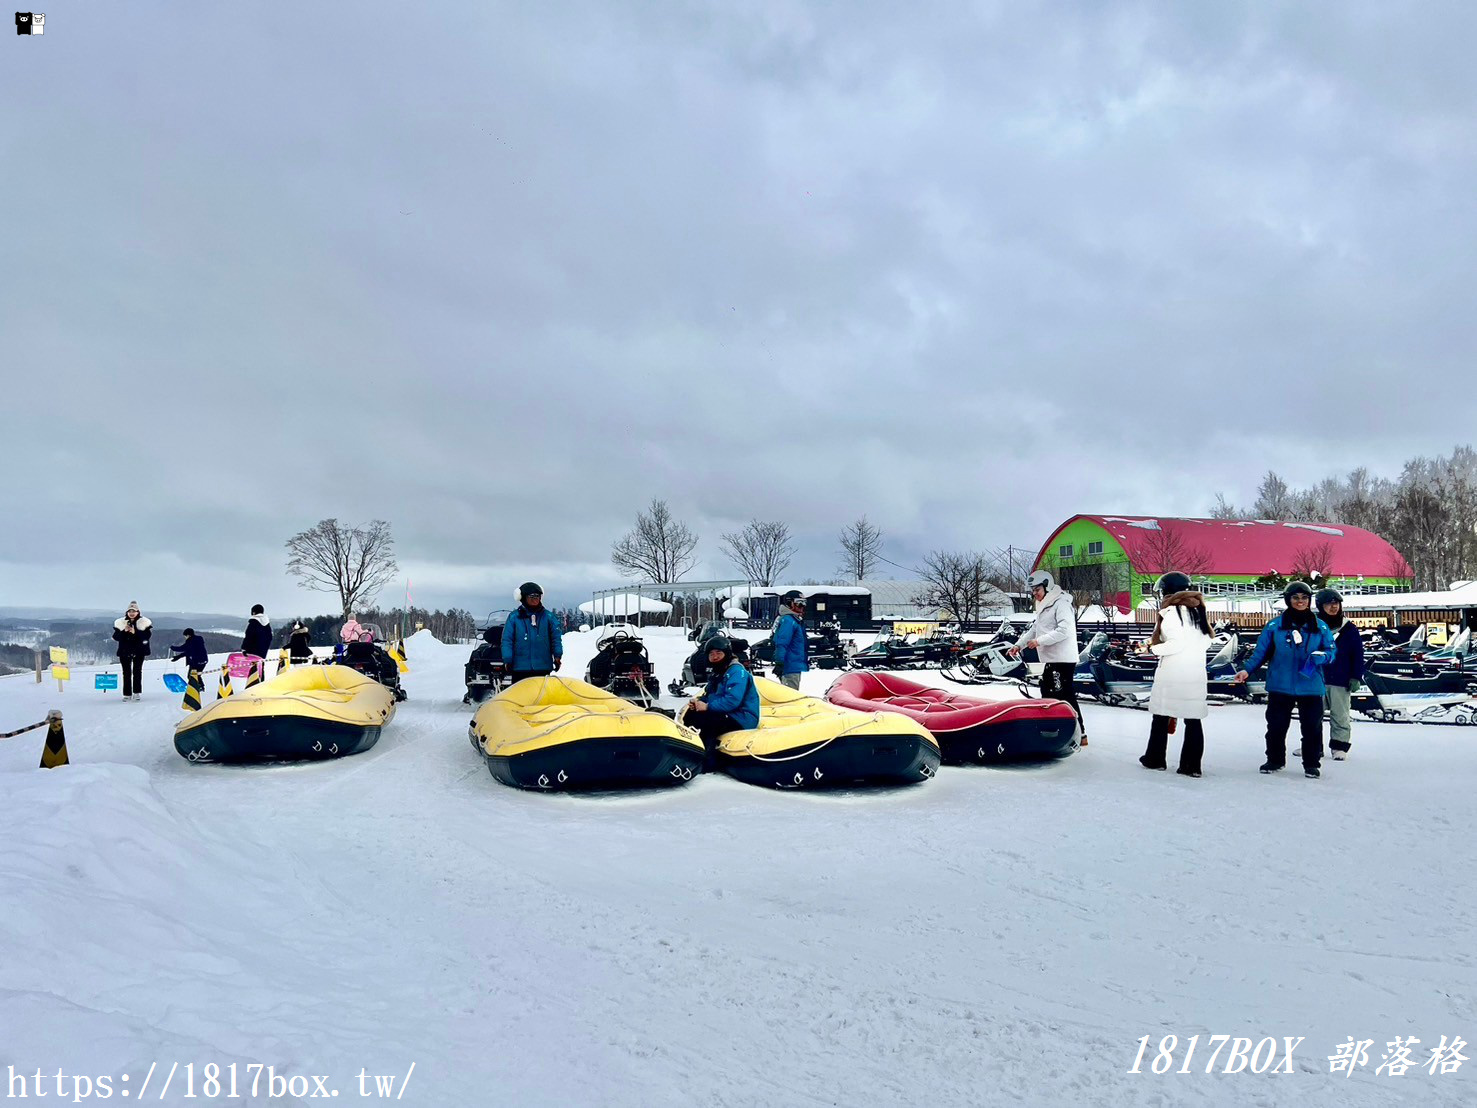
1140 572 1213 777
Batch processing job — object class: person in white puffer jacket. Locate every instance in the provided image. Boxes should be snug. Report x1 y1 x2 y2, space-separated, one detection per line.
1010 570 1086 746
1139 571 1213 777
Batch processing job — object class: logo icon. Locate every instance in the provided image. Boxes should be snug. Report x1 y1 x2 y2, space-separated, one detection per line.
15 11 42 34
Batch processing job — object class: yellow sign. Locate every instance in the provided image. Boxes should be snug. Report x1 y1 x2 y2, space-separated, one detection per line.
1427 622 1452 646
50 664 71 682
49 646 69 664
891 621 937 638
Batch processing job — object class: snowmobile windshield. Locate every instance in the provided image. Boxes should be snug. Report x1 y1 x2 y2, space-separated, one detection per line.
1208 636 1237 668
1080 632 1109 662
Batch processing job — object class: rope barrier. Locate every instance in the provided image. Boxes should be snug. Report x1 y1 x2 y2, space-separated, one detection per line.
0 718 49 740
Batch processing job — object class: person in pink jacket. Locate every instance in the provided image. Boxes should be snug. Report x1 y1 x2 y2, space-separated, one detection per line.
340 614 363 644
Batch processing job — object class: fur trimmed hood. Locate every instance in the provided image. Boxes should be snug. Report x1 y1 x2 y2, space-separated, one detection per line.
1158 590 1205 610
1149 591 1205 647
114 615 152 632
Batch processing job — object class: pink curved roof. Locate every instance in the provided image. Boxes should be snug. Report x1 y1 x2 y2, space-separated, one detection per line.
1039 516 1413 579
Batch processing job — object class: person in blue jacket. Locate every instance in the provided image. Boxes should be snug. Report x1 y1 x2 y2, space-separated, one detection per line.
1316 587 1365 761
1235 581 1337 778
771 590 810 689
501 582 563 682
686 635 760 770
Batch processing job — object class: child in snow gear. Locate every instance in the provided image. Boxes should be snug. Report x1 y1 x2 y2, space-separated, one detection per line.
288 620 313 663
502 583 563 681
170 627 209 673
772 590 810 690
1236 581 1336 777
1139 574 1212 777
1317 588 1364 760
685 635 760 770
1011 570 1087 746
113 601 152 700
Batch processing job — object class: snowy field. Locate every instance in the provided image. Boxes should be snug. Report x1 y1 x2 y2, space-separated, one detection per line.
1 627 1473 1106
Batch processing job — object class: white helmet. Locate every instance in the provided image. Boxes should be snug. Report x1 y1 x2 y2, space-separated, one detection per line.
1026 570 1054 592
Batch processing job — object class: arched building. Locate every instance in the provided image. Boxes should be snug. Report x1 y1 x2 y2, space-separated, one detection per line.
1032 515 1414 611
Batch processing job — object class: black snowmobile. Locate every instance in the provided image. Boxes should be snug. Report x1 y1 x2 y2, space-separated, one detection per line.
668 621 752 695
749 620 852 673
463 610 512 705
584 627 659 708
337 623 407 702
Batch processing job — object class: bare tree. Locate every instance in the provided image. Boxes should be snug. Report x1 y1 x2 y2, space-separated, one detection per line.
836 516 885 583
1290 541 1336 582
913 550 1002 624
1208 492 1241 520
611 499 698 594
1136 526 1213 577
720 520 794 586
1253 471 1294 520
285 519 398 620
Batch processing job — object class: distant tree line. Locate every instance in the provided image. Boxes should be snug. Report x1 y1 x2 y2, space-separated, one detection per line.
1212 449 1477 589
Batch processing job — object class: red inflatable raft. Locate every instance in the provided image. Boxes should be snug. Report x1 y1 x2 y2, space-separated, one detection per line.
826 671 1079 764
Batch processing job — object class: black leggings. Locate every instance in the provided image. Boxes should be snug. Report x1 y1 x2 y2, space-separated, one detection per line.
121 655 145 697
1041 663 1085 734
1143 714 1204 774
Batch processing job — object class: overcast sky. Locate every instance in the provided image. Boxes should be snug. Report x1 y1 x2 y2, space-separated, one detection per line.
4 1 1476 618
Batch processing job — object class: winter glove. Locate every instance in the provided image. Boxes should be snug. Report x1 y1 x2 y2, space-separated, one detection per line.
1349 679 1362 694
553 657 562 672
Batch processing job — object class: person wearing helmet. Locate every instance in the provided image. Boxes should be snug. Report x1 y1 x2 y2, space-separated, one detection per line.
501 582 564 682
1235 580 1337 777
1316 587 1364 760
1139 572 1213 777
771 590 810 690
686 634 760 770
1009 569 1086 746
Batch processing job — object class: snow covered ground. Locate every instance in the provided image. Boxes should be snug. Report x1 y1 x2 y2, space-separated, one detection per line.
1 627 1473 1106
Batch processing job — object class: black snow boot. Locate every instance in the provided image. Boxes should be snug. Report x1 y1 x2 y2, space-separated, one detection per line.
1305 766 1321 779
1259 761 1284 774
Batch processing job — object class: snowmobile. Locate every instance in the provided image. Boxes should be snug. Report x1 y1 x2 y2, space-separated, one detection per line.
463 610 512 705
1205 630 1253 701
336 623 407 702
848 624 935 669
749 620 852 673
668 625 753 695
584 626 659 708
941 622 1035 686
1353 659 1477 724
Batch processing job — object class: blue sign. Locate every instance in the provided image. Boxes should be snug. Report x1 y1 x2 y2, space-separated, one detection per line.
95 673 119 691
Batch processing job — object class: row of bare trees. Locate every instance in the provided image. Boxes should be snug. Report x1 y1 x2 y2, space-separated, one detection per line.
1213 453 1464 587
609 498 892 589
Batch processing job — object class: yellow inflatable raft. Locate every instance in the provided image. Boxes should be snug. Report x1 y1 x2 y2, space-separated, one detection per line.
712 677 940 789
471 675 705 790
174 664 395 763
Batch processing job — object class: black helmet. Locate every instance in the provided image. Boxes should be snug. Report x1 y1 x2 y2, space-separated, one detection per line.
780 589 807 609
1315 587 1344 610
704 634 732 657
1283 581 1314 601
517 582 543 602
1155 571 1192 598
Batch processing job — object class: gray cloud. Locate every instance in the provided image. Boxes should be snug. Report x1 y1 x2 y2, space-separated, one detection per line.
4 1 1475 614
